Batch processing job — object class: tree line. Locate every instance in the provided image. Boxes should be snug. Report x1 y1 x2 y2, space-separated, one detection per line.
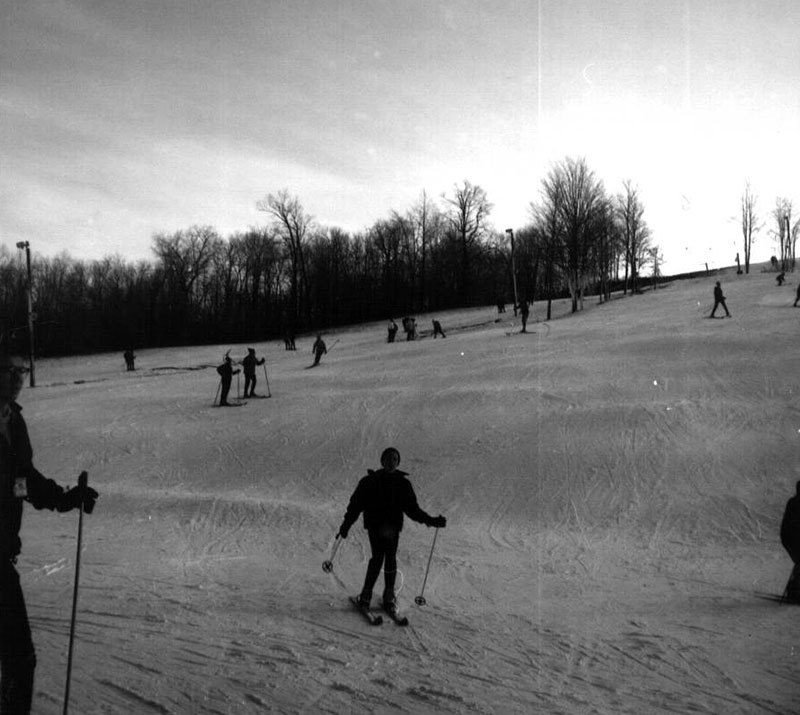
1 156 655 357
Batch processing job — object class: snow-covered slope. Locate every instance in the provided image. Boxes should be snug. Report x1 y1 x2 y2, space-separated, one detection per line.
17 271 800 713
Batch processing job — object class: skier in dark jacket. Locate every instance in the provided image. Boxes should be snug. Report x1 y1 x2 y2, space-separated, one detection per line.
337 447 446 614
312 335 327 366
780 481 800 602
0 346 98 715
241 348 265 398
709 281 731 318
517 298 530 333
216 353 240 406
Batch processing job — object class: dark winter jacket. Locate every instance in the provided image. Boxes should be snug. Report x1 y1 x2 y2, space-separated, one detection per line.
713 285 724 302
242 353 264 376
341 468 436 534
1 403 66 561
781 495 800 563
216 359 239 383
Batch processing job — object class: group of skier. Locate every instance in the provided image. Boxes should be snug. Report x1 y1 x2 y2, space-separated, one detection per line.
386 317 447 342
213 335 331 406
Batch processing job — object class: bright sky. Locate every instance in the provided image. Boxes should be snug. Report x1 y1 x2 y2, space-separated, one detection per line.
2 0 798 274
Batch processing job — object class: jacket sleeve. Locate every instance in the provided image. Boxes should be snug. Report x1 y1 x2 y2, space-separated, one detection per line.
341 479 366 532
15 417 65 511
402 480 435 526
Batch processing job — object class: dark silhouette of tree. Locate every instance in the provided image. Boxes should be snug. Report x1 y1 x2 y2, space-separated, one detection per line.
616 180 650 295
740 180 761 275
257 190 312 327
442 180 493 304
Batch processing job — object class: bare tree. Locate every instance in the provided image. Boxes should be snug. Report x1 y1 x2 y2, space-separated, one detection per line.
740 181 761 274
257 190 313 325
442 180 493 303
771 198 793 272
615 180 650 295
541 157 606 312
530 178 564 320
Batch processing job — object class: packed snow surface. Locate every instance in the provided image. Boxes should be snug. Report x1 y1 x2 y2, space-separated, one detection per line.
17 271 800 714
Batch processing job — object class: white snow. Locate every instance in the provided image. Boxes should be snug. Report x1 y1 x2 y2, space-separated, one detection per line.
16 270 800 714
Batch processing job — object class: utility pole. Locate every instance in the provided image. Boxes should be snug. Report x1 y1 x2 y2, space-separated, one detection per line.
15 241 35 387
505 229 520 315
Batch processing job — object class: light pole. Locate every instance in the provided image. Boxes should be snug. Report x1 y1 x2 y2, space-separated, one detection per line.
505 229 520 315
15 241 35 387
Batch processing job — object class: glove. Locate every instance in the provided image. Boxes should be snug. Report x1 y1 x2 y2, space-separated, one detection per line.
337 525 349 539
429 515 446 529
58 484 99 514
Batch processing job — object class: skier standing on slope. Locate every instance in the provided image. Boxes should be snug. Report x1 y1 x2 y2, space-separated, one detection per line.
312 334 327 366
780 480 800 603
216 352 240 406
336 447 446 615
0 343 99 715
241 348 265 398
709 280 731 318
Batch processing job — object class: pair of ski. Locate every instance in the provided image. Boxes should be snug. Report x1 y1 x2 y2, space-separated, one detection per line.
349 596 409 626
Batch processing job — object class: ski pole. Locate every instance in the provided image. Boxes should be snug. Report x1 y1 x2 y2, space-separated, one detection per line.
262 362 271 398
322 534 342 573
327 339 340 354
63 471 89 715
213 380 221 406
414 527 439 606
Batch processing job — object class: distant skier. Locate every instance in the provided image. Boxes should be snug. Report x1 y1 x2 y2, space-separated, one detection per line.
780 481 800 603
402 317 417 341
0 343 99 715
312 334 327 366
241 348 265 398
387 318 398 343
794 283 800 307
123 348 135 371
497 298 505 314
518 298 530 333
284 330 296 351
432 319 446 338
336 447 446 615
709 281 731 318
216 353 240 406
776 272 786 286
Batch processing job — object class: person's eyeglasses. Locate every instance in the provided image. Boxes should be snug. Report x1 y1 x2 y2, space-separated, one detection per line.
0 366 30 376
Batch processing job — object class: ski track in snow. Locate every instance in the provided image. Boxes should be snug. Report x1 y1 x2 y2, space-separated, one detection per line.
15 280 800 713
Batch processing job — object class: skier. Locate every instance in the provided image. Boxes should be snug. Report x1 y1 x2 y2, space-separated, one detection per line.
312 334 327 366
387 318 398 344
216 353 240 406
123 348 135 371
241 348 265 398
709 280 731 318
794 283 800 307
402 317 417 341
780 481 800 603
336 447 446 615
776 272 786 286
518 298 530 333
0 344 99 715
432 320 446 339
